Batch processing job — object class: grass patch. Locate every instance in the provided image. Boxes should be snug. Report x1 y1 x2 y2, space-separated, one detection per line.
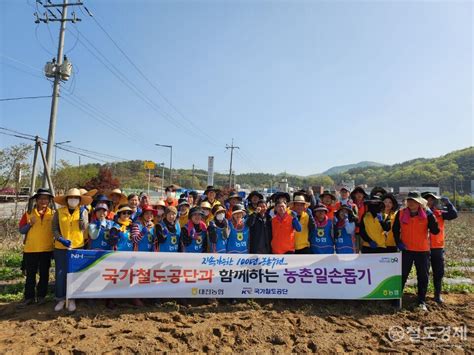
0 250 23 268
405 281 473 295
0 266 23 281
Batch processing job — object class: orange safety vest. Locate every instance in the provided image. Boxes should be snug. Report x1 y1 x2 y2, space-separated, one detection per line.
354 201 365 233
271 213 295 254
430 209 445 249
324 203 336 220
399 208 430 252
164 199 178 207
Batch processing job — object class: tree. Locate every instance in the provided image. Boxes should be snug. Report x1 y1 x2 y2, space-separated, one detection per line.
84 167 120 192
53 160 99 192
0 144 32 188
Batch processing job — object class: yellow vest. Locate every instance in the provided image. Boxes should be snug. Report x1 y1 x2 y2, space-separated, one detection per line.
55 207 85 249
362 213 386 248
179 213 188 228
383 211 396 247
294 211 310 250
24 208 54 253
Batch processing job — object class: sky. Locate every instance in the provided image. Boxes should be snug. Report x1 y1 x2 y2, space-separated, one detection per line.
0 0 472 176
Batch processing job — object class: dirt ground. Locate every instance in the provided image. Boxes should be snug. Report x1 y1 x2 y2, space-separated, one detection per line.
0 293 472 353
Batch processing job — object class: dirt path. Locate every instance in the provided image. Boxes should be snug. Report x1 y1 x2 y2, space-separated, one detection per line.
0 294 472 353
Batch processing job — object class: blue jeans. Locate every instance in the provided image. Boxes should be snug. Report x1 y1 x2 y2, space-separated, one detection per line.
54 249 68 300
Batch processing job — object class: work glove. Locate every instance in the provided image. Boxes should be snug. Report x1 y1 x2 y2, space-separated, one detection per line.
397 242 406 251
58 236 71 248
369 240 378 249
441 197 450 205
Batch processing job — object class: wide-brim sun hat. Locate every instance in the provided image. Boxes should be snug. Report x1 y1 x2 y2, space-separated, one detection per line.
319 190 336 201
350 186 368 200
313 203 329 213
116 206 133 214
247 191 264 201
107 188 128 205
79 188 98 198
289 195 310 208
406 191 427 205
54 188 93 206
140 205 158 217
32 188 54 199
232 204 246 215
382 193 399 211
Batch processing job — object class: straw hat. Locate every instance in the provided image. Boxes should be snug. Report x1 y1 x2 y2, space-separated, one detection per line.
79 188 98 197
200 201 212 210
116 205 133 214
107 188 128 205
54 188 93 206
154 199 166 208
289 194 310 208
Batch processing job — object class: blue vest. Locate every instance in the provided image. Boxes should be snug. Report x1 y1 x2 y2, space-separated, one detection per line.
112 222 133 251
89 220 113 250
334 223 355 254
210 223 228 253
158 221 180 253
182 223 206 253
310 219 334 254
134 221 156 252
130 207 141 223
226 222 250 254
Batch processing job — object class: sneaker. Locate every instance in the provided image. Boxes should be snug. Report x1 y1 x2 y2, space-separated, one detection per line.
67 299 76 312
36 297 46 305
17 298 35 309
417 303 428 311
54 300 65 311
434 295 444 304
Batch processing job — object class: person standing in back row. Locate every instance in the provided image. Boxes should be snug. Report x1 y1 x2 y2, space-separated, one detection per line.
422 192 458 304
393 191 439 311
271 201 302 254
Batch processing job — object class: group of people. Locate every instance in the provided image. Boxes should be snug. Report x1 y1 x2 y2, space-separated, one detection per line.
18 183 457 312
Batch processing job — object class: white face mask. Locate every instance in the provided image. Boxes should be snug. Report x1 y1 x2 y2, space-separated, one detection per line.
157 209 164 216
166 192 175 199
67 198 80 208
216 213 225 222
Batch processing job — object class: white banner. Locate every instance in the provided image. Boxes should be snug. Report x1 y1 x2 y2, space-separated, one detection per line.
67 251 402 300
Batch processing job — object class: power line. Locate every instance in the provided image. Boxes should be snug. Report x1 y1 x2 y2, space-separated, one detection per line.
1 57 152 148
0 95 52 102
0 127 122 164
84 5 222 147
67 27 198 138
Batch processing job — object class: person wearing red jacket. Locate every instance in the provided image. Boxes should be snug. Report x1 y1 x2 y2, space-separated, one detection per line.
393 191 439 311
271 201 302 254
422 192 458 303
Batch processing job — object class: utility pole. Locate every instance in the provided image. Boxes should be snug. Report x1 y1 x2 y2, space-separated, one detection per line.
191 164 195 190
226 138 239 188
35 0 83 188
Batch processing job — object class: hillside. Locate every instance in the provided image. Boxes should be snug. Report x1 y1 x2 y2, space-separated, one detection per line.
35 147 474 193
330 147 473 193
318 161 386 176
